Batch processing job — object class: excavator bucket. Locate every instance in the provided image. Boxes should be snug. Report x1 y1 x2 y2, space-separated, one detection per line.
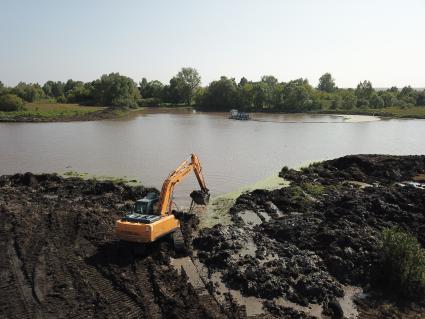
190 190 210 205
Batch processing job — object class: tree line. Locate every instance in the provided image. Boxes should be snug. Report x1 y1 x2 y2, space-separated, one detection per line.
0 67 200 112
196 73 425 112
1 68 424 112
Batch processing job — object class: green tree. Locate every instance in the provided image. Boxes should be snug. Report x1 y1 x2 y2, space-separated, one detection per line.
43 81 65 98
370 93 385 108
139 78 148 97
252 82 267 109
416 90 425 106
398 86 417 106
0 81 4 95
261 75 279 108
357 98 370 108
64 79 83 95
12 82 44 102
261 75 278 86
340 90 357 110
66 82 94 104
317 73 337 93
380 91 397 107
279 79 314 112
140 80 164 99
174 67 201 105
0 94 25 112
388 86 399 94
330 94 342 109
197 76 240 111
355 80 373 100
238 77 248 87
92 73 141 107
163 77 185 104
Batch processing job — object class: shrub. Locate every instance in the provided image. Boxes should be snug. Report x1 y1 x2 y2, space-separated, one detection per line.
0 94 25 112
356 98 370 108
370 93 385 108
379 228 425 299
138 98 161 107
56 95 67 103
302 182 325 196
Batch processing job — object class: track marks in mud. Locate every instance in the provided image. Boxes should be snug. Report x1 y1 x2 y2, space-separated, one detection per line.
0 173 227 319
0 239 36 319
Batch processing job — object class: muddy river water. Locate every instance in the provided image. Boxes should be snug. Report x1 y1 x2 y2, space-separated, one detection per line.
1 110 425 206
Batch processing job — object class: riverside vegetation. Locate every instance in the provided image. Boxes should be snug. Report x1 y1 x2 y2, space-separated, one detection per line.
1 69 425 121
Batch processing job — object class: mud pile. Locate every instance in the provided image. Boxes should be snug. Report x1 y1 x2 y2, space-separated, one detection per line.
194 155 425 318
0 173 225 319
2 155 425 319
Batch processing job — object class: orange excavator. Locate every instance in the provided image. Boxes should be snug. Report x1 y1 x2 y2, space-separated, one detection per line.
115 154 209 250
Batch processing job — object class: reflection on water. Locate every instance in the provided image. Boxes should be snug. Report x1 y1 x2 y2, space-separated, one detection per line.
1 111 425 208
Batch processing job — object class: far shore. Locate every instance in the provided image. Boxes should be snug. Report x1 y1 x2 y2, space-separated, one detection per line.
1 102 425 123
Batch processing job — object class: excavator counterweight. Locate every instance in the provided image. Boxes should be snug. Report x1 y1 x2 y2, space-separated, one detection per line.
115 154 209 245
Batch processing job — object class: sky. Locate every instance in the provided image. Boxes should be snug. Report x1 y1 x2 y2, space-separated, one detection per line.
1 0 424 88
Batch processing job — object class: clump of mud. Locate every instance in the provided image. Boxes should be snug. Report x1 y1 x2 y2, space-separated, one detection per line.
194 155 425 318
0 173 225 319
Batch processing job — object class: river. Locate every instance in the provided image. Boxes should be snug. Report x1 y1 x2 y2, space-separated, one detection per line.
1 110 425 206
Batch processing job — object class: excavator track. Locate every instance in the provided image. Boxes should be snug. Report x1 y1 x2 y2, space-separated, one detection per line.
172 228 187 254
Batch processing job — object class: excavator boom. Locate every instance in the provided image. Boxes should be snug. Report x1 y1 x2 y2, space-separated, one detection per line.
158 154 209 215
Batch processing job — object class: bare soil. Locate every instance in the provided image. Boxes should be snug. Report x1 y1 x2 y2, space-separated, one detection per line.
2 155 425 319
0 174 225 319
194 155 425 318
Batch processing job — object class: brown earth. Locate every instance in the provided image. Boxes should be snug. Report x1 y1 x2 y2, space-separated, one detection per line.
0 173 226 319
194 155 425 318
2 155 425 319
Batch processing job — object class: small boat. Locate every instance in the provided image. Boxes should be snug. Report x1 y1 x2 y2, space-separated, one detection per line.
229 109 250 120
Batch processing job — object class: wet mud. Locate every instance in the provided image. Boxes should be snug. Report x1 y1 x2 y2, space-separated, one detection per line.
194 155 425 318
2 154 425 318
0 173 224 319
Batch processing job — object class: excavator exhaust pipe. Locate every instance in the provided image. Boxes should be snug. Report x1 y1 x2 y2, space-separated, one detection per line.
190 190 210 205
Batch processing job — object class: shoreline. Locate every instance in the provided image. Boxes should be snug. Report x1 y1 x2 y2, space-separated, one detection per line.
0 107 134 123
0 105 194 123
195 154 425 318
2 104 425 123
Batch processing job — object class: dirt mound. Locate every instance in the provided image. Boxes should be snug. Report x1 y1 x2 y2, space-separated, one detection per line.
195 155 425 317
3 155 425 318
0 173 225 319
281 154 425 184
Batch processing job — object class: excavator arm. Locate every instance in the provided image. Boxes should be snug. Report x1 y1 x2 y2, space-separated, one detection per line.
158 154 209 216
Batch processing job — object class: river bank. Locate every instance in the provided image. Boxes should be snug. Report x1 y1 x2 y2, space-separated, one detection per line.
2 102 425 122
195 154 425 318
0 102 123 122
1 155 425 318
0 103 194 122
316 106 425 119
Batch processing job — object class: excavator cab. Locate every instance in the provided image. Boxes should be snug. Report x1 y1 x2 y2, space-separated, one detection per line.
134 192 159 214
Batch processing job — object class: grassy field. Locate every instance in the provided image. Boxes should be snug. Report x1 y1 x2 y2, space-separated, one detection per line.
372 106 425 118
22 102 102 117
320 106 425 119
62 171 141 185
0 102 106 121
